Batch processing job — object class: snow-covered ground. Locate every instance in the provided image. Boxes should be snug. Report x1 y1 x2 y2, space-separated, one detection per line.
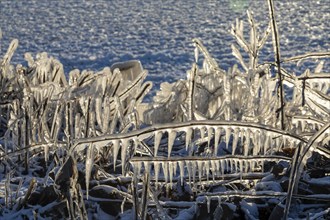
0 0 329 94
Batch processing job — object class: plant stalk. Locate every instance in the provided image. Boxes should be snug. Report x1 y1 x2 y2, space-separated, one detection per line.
268 0 285 130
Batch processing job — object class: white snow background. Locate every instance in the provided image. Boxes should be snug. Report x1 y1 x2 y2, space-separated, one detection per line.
0 0 329 98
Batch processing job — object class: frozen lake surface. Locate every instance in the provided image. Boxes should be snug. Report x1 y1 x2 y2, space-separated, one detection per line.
1 0 329 93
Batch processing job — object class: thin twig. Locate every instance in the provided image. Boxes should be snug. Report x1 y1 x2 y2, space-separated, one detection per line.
282 52 330 63
268 0 285 130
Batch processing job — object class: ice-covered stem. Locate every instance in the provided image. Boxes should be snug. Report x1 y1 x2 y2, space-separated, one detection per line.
192 38 221 74
282 51 330 63
140 172 149 220
284 122 330 218
187 63 197 121
268 0 285 130
1 39 18 67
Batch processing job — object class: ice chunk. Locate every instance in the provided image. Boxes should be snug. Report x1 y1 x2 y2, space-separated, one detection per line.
168 130 176 158
154 131 162 156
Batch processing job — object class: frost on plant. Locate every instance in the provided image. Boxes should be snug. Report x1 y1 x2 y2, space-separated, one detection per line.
0 3 330 220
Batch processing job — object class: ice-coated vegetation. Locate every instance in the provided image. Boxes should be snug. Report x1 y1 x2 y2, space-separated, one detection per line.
0 1 330 219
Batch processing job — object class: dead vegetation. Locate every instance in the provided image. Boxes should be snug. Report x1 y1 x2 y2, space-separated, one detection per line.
0 1 330 219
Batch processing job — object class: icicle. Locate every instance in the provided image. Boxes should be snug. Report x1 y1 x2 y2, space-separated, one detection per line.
121 139 129 175
245 160 249 173
207 196 211 213
264 134 270 155
173 161 178 179
261 160 265 173
192 161 197 184
235 159 239 173
301 120 306 132
185 127 193 151
269 134 275 155
283 137 289 149
211 160 216 182
144 161 150 178
239 160 243 176
220 160 225 176
253 131 260 156
217 196 222 206
205 160 210 181
102 98 110 133
251 160 255 172
200 126 206 140
232 128 239 155
275 136 283 152
228 159 233 173
169 162 174 188
197 160 204 184
186 160 192 185
136 161 142 178
194 46 199 63
203 59 210 74
225 127 232 149
95 98 102 129
154 162 160 187
162 162 169 183
179 161 185 186
244 129 250 156
74 113 81 139
214 127 221 156
112 140 120 170
215 160 221 177
44 144 49 163
86 144 94 200
167 130 176 158
224 159 229 174
154 131 162 157
207 127 213 149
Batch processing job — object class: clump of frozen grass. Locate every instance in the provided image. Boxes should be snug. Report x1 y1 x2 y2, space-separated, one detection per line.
0 1 330 219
